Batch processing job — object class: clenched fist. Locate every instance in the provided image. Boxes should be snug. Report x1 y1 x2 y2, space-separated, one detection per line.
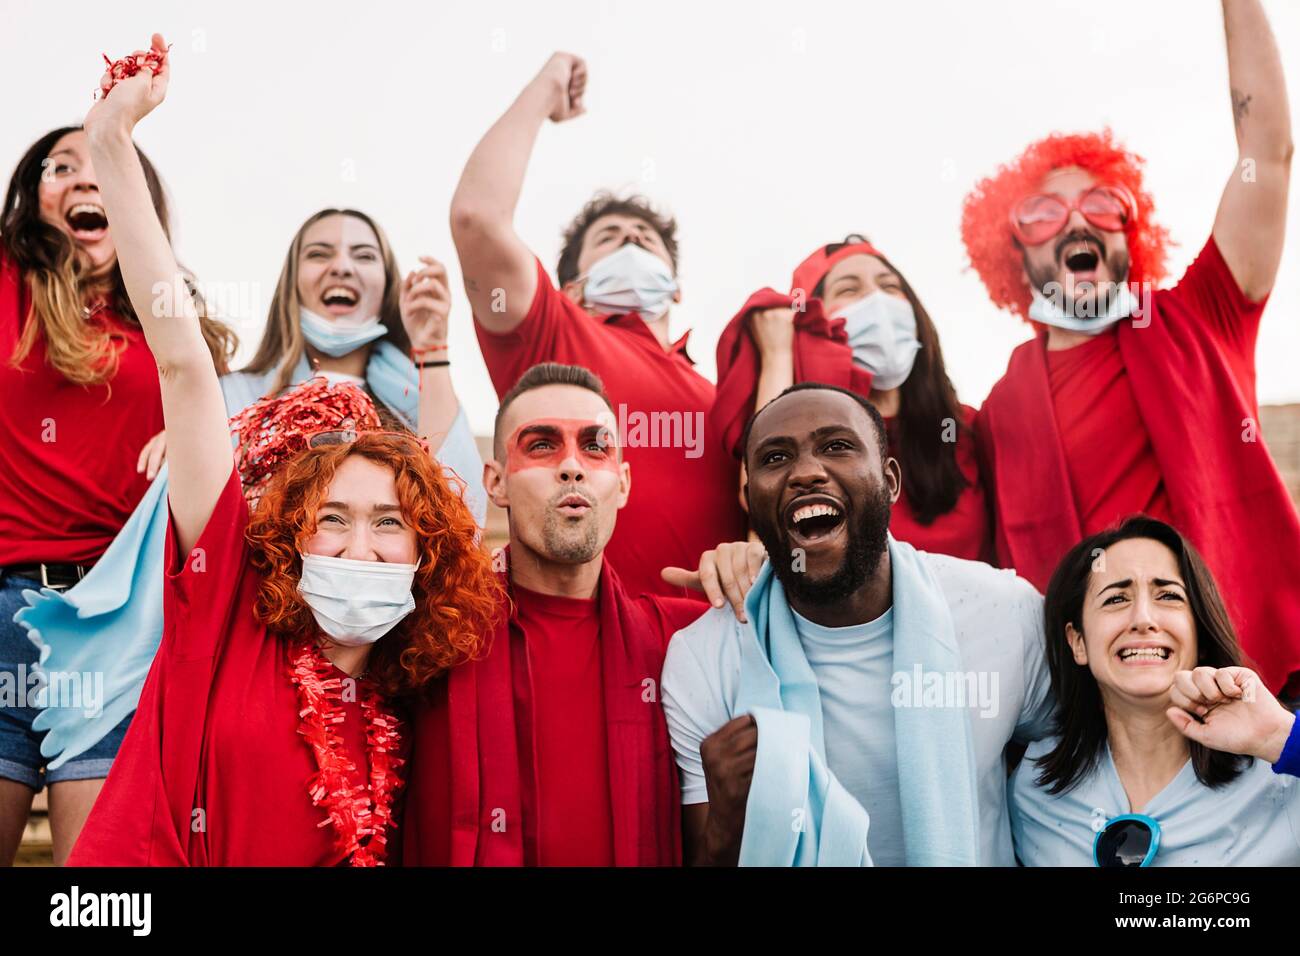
532 52 588 123
749 306 796 357
697 714 758 864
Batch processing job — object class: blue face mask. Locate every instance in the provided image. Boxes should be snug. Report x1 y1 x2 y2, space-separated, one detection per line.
297 552 420 646
832 291 922 391
299 306 387 357
580 243 678 320
1028 282 1137 334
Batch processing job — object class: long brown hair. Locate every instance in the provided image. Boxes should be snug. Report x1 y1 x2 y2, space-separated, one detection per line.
242 208 409 398
814 235 969 523
246 432 502 700
1035 516 1250 794
2 125 236 385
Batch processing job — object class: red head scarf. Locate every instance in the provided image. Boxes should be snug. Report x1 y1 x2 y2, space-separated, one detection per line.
960 129 1170 321
790 240 885 300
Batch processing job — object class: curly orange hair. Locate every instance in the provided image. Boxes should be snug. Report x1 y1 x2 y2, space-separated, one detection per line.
245 433 502 700
960 129 1171 321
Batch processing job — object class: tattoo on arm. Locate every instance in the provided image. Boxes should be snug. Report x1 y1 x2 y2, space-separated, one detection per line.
1232 87 1253 132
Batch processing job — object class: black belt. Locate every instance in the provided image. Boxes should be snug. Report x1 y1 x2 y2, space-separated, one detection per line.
2 562 92 590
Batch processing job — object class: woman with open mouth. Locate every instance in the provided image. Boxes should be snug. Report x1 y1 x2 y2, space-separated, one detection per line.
62 34 500 867
1009 515 1300 867
15 54 486 861
712 234 990 563
0 120 236 864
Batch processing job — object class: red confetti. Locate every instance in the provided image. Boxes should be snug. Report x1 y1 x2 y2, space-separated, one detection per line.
288 639 405 866
97 44 171 100
229 376 382 503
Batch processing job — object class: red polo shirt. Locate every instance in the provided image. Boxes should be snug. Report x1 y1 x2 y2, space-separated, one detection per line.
476 259 747 598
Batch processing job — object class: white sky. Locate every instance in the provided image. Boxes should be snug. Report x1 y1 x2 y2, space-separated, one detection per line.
5 0 1299 434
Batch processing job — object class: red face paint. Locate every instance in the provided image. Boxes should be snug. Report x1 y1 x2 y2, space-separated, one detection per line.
505 418 620 475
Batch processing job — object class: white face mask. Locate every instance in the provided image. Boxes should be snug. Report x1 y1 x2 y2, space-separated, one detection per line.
297 552 420 647
832 291 922 391
1027 282 1136 334
580 242 678 321
299 306 387 358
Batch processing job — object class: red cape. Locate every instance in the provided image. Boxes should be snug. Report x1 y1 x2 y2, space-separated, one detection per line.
710 288 991 561
403 558 689 866
976 241 1300 691
710 288 872 462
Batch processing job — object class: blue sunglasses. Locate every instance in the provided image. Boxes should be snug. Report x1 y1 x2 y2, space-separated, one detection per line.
1093 813 1161 867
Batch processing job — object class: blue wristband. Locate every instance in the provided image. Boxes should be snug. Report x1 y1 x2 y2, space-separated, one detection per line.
1270 713 1300 776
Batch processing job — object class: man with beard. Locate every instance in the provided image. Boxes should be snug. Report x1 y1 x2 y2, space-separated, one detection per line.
403 363 712 866
963 0 1300 695
660 384 1053 866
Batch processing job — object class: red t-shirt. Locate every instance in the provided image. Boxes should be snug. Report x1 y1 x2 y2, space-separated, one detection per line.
1047 327 1173 534
475 260 748 598
513 583 613 865
69 468 404 866
0 254 163 565
884 406 991 562
403 571 705 866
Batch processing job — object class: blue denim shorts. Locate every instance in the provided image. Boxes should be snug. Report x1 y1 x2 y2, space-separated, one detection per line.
0 572 132 791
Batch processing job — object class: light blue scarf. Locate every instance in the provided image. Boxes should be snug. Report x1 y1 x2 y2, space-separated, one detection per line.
736 535 981 866
17 341 485 768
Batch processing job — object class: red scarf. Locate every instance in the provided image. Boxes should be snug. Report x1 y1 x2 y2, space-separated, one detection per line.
436 560 680 866
977 273 1300 691
710 288 873 462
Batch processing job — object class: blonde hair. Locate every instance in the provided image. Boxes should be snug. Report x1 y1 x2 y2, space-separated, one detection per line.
3 126 237 386
241 208 408 398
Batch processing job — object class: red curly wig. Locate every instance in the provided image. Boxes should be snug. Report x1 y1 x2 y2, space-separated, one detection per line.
960 129 1171 321
245 432 502 700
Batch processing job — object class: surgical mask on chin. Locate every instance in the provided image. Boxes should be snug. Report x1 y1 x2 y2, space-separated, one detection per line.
297 552 420 647
299 306 387 358
832 291 922 391
580 242 678 321
1027 282 1136 334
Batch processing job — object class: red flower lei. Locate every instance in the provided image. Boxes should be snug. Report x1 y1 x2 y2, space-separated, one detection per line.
288 640 405 866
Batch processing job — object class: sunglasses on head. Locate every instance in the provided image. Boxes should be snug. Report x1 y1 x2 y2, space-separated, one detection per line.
1093 813 1160 867
1010 184 1136 246
307 427 429 454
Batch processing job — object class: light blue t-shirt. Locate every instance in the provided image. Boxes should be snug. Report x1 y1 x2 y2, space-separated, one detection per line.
791 607 904 866
1010 736 1300 866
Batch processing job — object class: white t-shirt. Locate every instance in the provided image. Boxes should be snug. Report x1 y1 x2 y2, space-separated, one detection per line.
1011 736 1300 866
661 551 1053 866
787 607 905 865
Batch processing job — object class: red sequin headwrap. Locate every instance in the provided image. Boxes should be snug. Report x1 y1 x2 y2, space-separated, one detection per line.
229 376 383 502
960 129 1171 321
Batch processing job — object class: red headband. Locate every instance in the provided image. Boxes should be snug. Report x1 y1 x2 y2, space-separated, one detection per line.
790 241 884 298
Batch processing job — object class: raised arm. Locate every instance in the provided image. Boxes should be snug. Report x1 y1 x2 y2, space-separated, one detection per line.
751 307 797 412
1212 0 1293 300
400 255 457 453
84 34 232 555
449 53 587 333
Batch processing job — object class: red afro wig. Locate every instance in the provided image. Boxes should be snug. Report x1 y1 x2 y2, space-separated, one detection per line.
960 129 1171 321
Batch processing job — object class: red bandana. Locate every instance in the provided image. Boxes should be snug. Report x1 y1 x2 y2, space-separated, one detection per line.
789 240 884 299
